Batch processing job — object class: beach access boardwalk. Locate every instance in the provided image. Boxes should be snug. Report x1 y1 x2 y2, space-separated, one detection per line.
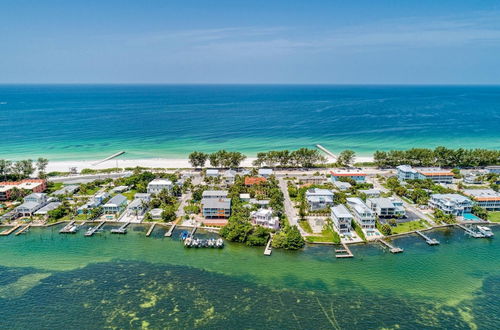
378 238 404 253
0 224 22 236
335 242 354 258
415 230 440 245
15 224 31 236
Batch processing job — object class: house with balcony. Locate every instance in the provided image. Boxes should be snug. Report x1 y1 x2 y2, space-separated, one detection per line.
330 204 353 234
359 189 381 198
330 169 366 183
346 197 376 230
147 179 173 194
0 179 46 201
250 208 279 230
102 194 128 215
202 198 231 218
258 168 273 178
463 189 500 211
202 190 229 199
305 188 334 211
396 165 454 184
223 170 237 184
333 181 351 191
428 194 472 216
366 197 406 218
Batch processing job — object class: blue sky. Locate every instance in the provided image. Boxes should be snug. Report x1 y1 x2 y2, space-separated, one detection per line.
1 0 500 84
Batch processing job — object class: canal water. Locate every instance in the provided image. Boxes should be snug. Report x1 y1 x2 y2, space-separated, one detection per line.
0 224 498 329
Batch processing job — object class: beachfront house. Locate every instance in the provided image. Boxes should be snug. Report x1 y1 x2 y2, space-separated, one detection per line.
333 181 351 191
366 197 406 218
396 165 454 184
102 194 128 215
147 179 173 194
258 168 273 178
346 197 376 230
428 194 472 216
250 208 279 230
331 205 353 234
463 189 500 211
330 169 366 183
201 197 231 218
305 188 334 211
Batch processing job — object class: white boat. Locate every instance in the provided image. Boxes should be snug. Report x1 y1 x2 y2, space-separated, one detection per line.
477 226 494 237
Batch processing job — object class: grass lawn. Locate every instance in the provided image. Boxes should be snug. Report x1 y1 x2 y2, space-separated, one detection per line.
305 226 340 243
122 189 138 200
298 220 313 234
488 211 500 223
391 219 429 234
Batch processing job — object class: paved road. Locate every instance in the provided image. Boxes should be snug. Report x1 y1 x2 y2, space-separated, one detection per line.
277 178 308 236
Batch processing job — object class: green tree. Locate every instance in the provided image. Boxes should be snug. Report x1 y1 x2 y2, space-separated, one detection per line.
36 157 49 177
0 159 12 180
161 206 177 222
337 150 356 167
188 151 208 168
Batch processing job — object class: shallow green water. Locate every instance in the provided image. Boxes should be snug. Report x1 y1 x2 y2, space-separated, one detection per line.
0 224 499 329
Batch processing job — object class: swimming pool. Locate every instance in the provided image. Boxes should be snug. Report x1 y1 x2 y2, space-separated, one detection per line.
463 213 482 221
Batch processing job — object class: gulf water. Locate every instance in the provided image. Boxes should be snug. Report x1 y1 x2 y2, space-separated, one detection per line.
1 85 499 160
0 224 499 328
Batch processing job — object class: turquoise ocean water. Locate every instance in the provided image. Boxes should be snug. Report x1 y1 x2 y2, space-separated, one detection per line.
1 85 499 161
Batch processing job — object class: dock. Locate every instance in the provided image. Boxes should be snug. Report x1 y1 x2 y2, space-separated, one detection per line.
415 230 440 245
164 223 176 237
456 224 485 238
264 234 273 256
92 151 125 166
335 242 354 258
59 221 76 233
316 144 337 160
15 224 31 236
84 221 105 237
0 224 22 236
111 222 130 234
190 225 197 237
146 223 156 237
378 239 404 253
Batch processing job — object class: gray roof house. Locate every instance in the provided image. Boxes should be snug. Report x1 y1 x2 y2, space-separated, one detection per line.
202 198 231 218
102 194 128 214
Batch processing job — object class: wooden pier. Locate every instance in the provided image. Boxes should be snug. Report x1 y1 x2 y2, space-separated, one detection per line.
456 224 485 238
84 221 105 237
0 224 22 236
15 224 31 236
415 230 440 245
59 221 76 233
164 223 176 237
264 234 273 256
378 239 404 253
316 144 337 160
146 223 156 237
335 242 354 258
111 222 130 234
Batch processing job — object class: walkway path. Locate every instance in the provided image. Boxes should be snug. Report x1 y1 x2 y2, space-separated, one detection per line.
278 178 308 237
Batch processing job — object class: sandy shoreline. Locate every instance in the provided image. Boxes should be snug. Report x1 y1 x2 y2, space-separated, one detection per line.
45 156 375 172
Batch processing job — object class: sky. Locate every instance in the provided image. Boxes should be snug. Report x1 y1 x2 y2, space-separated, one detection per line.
1 0 500 84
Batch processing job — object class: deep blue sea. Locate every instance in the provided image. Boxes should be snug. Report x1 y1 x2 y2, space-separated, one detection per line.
0 85 499 161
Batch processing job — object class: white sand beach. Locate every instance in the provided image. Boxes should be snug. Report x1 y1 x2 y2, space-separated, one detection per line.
45 156 375 173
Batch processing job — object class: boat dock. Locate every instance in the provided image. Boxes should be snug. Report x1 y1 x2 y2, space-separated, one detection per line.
111 222 130 234
456 224 486 238
15 224 31 236
164 223 176 237
84 221 105 237
335 242 354 258
378 239 404 253
146 223 156 237
264 234 273 256
0 224 22 236
316 144 337 160
59 221 76 234
190 226 197 237
415 230 440 245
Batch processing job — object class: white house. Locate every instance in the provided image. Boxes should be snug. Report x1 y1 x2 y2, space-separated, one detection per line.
331 204 353 234
102 194 128 215
330 169 366 182
359 189 381 198
250 208 280 230
463 189 500 211
149 208 163 220
202 198 231 218
34 202 62 216
258 168 273 178
16 202 43 217
428 194 473 216
333 181 351 191
223 170 237 184
239 193 251 202
397 165 454 184
206 169 219 177
24 193 47 205
366 197 406 218
346 197 376 230
112 185 129 193
202 190 228 199
147 179 173 194
305 188 334 211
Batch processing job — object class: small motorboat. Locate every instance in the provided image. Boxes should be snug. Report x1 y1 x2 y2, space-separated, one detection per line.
477 226 494 238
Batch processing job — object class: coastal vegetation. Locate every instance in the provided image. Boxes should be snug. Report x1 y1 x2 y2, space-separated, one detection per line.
188 150 246 168
373 147 500 168
0 158 48 180
385 176 454 205
252 148 326 168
